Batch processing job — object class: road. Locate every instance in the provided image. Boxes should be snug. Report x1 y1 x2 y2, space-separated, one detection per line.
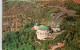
51 7 76 25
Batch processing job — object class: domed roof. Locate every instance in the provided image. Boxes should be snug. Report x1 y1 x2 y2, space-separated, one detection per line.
34 23 39 26
56 25 60 28
39 25 48 30
47 25 50 27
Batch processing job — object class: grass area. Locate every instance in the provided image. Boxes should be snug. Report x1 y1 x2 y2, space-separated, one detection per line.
60 16 80 50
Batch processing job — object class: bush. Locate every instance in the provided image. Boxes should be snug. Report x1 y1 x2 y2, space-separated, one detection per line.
2 27 37 50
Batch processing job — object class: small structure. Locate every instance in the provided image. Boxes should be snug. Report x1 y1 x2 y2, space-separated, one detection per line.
36 25 50 40
33 23 39 30
51 25 61 32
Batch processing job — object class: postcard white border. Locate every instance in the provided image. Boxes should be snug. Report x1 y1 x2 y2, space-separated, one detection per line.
0 0 2 50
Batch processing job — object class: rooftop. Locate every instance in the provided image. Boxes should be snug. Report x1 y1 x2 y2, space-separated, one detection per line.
34 23 39 26
39 25 48 30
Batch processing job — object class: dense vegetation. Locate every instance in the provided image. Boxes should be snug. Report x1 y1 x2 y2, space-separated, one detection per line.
3 23 40 50
62 16 80 50
64 0 80 11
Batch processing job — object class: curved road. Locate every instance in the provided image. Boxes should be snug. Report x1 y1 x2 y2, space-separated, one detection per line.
51 7 76 25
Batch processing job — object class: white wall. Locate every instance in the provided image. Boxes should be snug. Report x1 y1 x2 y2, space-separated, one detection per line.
36 30 49 40
0 0 2 50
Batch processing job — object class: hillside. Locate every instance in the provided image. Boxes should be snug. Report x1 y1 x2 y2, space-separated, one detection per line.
3 1 54 32
2 0 80 50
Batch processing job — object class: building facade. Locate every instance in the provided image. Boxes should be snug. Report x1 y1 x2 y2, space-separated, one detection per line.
34 25 50 40
33 23 61 40
36 29 49 40
51 27 61 32
51 25 61 32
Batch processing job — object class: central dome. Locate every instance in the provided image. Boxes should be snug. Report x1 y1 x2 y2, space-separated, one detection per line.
39 25 48 30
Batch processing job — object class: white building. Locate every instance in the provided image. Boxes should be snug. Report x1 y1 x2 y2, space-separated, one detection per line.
51 25 61 32
33 25 39 30
51 27 61 32
33 23 39 30
33 23 61 40
36 25 50 40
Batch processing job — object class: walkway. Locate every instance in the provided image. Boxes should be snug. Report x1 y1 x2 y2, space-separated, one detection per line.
51 7 76 25
50 43 64 50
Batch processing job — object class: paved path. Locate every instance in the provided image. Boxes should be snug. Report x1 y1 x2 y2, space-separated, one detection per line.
50 43 64 50
51 7 76 25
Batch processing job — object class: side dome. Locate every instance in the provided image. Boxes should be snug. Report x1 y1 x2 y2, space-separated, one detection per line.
34 23 39 26
39 25 48 30
56 25 60 28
